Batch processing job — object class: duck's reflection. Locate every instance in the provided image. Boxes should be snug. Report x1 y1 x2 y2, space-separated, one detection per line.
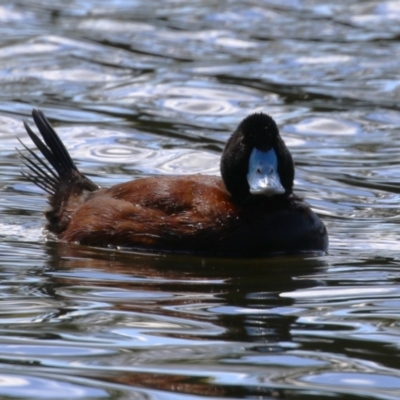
41 241 328 397
43 241 327 341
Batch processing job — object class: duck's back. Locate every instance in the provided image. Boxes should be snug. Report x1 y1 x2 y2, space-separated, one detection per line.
58 175 327 256
59 175 234 250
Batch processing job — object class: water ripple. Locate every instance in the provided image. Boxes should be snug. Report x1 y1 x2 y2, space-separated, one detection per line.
2 1 400 399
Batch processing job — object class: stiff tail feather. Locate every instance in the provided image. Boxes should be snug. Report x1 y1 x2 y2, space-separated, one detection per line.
18 109 99 233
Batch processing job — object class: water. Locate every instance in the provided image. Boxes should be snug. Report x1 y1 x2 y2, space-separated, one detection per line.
1 0 400 398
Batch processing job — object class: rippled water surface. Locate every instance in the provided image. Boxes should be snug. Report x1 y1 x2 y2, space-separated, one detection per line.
2 1 400 399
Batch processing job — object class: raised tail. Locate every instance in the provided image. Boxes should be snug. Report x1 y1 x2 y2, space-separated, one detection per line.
19 109 99 233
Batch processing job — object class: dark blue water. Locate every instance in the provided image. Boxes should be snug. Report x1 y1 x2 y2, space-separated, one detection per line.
1 1 400 399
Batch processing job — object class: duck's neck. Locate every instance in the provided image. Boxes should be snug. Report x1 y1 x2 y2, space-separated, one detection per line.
231 191 291 207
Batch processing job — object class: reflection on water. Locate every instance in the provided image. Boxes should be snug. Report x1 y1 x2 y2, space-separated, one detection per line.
1 0 400 399
12 242 328 398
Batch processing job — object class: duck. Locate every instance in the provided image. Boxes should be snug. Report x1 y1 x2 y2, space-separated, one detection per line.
19 109 328 256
